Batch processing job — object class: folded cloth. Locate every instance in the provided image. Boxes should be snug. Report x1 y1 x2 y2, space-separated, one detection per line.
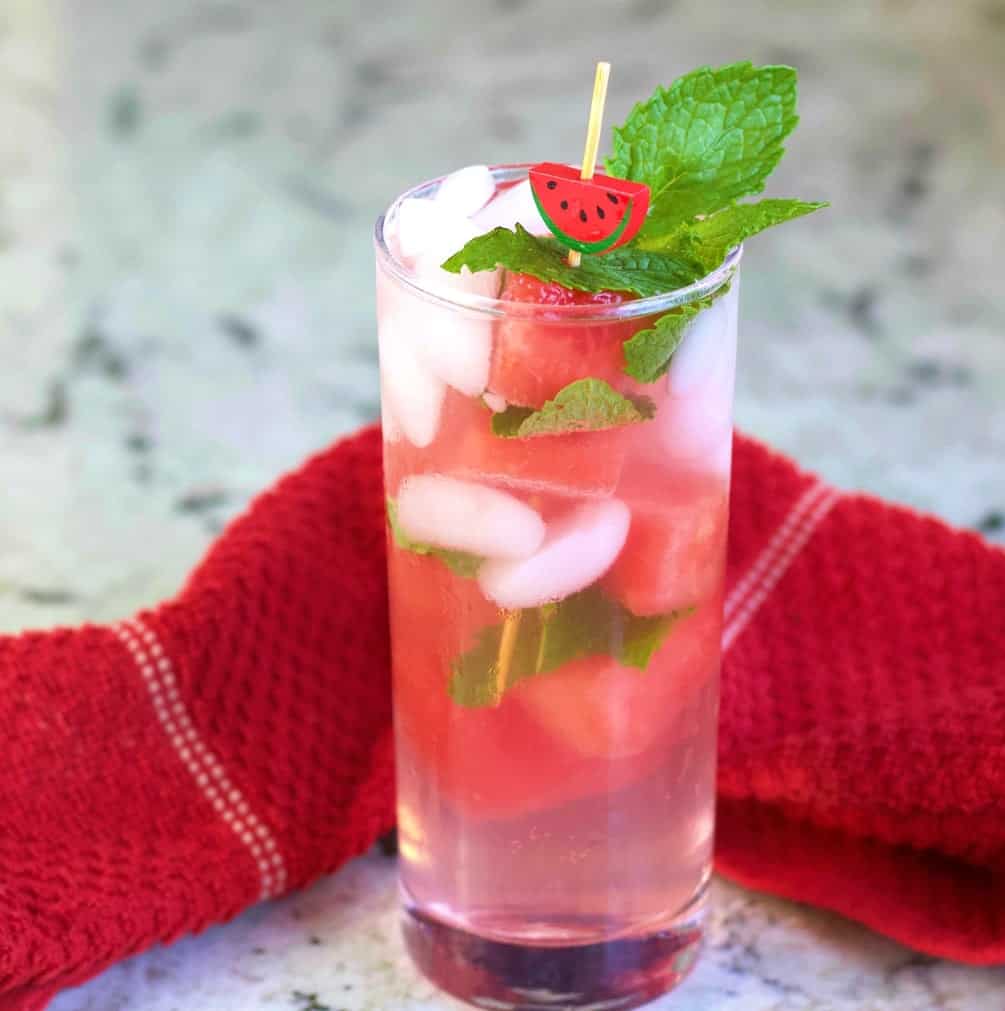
1 426 1002 1008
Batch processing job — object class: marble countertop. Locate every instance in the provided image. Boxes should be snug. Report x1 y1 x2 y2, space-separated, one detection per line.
2 0 1003 1008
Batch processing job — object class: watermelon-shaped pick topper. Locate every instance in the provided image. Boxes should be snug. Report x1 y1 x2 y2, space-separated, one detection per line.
529 162 650 255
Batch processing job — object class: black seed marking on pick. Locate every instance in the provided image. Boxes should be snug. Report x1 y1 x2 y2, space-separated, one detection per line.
579 209 588 223
560 199 568 210
607 192 619 204
546 180 557 190
597 205 606 219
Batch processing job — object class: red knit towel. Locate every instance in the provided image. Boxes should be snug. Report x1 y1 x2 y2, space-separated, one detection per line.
1 425 1002 1009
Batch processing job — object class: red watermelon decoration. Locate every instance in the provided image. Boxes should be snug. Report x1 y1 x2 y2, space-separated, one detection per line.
529 162 650 254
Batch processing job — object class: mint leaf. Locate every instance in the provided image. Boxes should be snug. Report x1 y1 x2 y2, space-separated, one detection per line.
491 378 654 438
442 64 824 298
606 63 799 242
489 406 534 437
620 607 695 669
431 549 483 578
665 198 828 267
442 224 706 296
598 245 707 293
622 297 715 383
448 587 693 708
386 498 482 577
441 224 575 283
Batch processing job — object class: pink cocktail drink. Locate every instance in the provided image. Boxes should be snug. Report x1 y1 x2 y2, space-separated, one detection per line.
376 165 739 1009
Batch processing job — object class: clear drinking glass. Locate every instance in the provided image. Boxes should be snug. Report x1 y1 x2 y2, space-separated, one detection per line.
375 166 740 1010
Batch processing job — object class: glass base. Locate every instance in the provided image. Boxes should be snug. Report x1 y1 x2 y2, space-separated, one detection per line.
401 889 705 1010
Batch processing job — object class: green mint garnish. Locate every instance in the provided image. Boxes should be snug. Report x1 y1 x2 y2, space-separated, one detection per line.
441 62 825 315
448 587 694 708
442 225 704 298
647 199 829 268
622 296 715 383
386 498 483 578
491 378 655 438
607 63 800 244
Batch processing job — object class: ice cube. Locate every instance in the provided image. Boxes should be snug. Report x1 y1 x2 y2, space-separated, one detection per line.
668 285 736 396
380 317 446 448
412 307 492 397
397 475 545 560
650 380 734 477
414 250 500 300
397 195 490 284
408 222 498 397
473 179 549 235
386 188 501 400
434 164 496 218
380 390 402 444
629 284 738 477
412 207 501 300
407 246 495 396
478 499 630 609
383 215 496 399
416 207 481 266
396 197 442 261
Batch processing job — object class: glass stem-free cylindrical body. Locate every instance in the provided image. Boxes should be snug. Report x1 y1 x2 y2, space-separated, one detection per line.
376 167 740 1010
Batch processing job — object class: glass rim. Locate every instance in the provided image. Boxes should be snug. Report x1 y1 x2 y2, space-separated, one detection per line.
374 163 742 321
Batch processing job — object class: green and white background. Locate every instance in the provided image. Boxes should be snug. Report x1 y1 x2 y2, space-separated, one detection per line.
1 0 1003 1007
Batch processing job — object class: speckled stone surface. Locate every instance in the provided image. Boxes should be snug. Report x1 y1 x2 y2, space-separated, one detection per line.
2 0 1003 1008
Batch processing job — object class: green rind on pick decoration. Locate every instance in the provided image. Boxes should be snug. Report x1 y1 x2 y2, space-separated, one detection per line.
530 188 634 254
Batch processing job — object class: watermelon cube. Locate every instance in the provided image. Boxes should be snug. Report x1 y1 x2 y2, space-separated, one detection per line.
383 391 631 501
604 470 730 616
490 273 640 409
388 547 611 819
516 601 723 761
438 390 631 499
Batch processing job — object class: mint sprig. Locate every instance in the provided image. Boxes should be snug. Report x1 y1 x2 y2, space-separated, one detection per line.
440 62 826 384
642 198 828 264
386 498 483 577
442 63 823 293
491 378 655 438
442 225 704 297
607 63 800 244
622 296 715 383
449 587 694 707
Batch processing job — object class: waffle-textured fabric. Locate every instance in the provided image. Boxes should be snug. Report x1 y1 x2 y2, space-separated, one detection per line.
1 425 1003 1008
